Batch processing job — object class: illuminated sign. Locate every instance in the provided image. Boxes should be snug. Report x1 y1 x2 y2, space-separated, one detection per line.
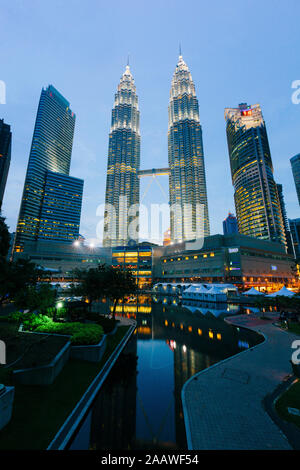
241 109 252 116
271 265 277 271
228 248 239 253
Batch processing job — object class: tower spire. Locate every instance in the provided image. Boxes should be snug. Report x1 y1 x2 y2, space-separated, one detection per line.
179 43 182 57
127 54 130 67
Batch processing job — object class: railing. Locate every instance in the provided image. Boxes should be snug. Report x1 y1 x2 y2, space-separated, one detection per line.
47 320 136 450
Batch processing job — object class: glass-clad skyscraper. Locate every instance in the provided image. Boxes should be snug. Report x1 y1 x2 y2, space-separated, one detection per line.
289 218 300 258
14 85 82 253
223 212 238 235
225 103 286 247
38 171 83 243
0 119 11 211
168 54 210 242
103 64 140 247
290 154 300 206
276 184 294 256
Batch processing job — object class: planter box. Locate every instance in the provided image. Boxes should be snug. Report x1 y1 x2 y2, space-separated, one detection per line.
70 335 107 363
0 386 14 430
13 341 71 386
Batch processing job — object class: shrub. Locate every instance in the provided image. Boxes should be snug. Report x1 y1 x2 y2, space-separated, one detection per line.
23 315 52 331
96 316 116 333
35 321 103 345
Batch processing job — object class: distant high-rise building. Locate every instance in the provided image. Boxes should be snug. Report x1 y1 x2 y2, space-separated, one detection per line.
276 184 294 256
14 85 82 253
225 103 286 247
223 212 238 235
103 64 140 247
0 119 11 211
290 154 300 206
289 218 300 258
163 228 171 246
168 54 210 243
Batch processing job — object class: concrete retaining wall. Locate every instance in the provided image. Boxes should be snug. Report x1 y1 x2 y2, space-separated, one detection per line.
70 335 106 363
0 386 14 430
13 341 71 386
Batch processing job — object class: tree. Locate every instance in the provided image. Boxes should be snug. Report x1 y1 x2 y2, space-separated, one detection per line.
0 216 10 260
105 267 137 319
291 258 300 284
73 264 137 319
72 264 110 309
14 284 57 314
0 258 42 304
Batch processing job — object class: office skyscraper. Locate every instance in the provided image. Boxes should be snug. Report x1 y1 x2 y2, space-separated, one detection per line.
14 85 82 253
168 54 210 243
223 212 238 235
103 64 140 247
290 154 300 206
0 119 11 211
225 103 286 247
289 218 300 258
38 171 83 243
276 184 294 256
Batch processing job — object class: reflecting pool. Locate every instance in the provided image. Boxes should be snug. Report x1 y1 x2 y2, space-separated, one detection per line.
69 296 262 450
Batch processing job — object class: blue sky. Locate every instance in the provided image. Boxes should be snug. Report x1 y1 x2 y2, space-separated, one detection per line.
1 0 300 245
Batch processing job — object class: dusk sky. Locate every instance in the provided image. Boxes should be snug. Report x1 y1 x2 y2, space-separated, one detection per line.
1 0 300 245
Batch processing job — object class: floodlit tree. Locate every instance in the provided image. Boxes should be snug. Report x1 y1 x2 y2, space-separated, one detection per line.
73 264 137 319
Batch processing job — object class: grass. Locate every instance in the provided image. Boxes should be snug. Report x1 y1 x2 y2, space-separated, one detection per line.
275 380 300 429
0 325 130 450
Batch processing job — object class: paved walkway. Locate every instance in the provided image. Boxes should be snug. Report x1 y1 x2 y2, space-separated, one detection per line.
182 314 299 450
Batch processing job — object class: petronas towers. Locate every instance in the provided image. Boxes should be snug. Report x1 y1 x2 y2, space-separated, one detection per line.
168 54 209 241
103 64 140 247
103 55 210 247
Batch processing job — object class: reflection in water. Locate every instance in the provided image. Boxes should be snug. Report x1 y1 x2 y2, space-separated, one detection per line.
69 296 262 450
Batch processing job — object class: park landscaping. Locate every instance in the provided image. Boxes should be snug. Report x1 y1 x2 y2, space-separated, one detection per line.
0 323 131 450
0 321 69 370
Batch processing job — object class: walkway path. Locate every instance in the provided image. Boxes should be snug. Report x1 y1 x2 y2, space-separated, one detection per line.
182 314 299 450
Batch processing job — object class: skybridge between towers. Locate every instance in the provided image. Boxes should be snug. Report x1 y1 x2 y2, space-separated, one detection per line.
138 168 170 177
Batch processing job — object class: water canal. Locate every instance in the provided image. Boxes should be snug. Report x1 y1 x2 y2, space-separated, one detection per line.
69 295 262 450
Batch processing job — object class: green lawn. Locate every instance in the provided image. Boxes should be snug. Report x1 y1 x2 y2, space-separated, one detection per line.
0 325 130 450
275 380 300 429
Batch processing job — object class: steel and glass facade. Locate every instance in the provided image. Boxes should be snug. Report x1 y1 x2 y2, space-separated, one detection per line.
38 171 83 243
14 85 77 252
225 103 286 247
168 55 210 243
103 65 140 247
289 218 300 259
223 212 238 235
276 184 294 256
0 119 11 211
290 154 300 206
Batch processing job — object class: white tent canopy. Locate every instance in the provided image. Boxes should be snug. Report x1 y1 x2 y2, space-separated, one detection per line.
268 286 295 297
185 285 209 294
242 287 265 296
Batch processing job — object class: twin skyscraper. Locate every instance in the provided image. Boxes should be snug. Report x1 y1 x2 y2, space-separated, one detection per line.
12 54 289 257
103 54 210 247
